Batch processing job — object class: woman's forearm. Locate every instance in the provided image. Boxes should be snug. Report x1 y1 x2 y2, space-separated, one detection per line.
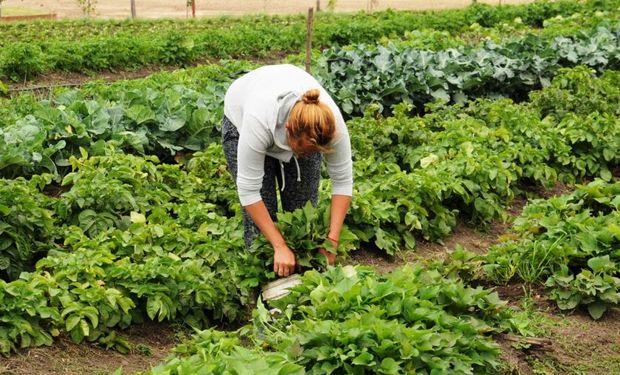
245 200 296 277
244 201 287 249
328 194 351 242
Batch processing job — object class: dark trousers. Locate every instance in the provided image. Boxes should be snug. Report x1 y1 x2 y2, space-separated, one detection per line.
221 116 321 249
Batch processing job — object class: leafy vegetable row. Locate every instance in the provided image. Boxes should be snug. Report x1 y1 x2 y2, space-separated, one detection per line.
140 264 528 375
2 0 619 81
4 0 607 42
341 67 619 253
0 61 255 179
2 23 619 182
123 175 620 374
318 26 620 116
480 179 620 320
0 135 354 354
0 152 257 354
376 9 620 51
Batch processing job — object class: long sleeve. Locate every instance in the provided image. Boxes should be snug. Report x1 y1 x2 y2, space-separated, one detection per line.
324 109 353 197
236 112 271 206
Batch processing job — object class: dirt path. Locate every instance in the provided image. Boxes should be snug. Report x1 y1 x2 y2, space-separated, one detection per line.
2 0 534 19
0 323 179 375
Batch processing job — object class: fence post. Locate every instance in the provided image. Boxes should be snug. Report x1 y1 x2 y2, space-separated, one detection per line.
130 0 136 18
305 8 314 74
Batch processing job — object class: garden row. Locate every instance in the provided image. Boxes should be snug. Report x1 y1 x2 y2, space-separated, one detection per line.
373 9 620 51
0 61 254 178
140 264 528 375
482 180 620 319
1 24 619 180
138 177 619 374
0 67 617 355
317 25 620 116
337 67 619 253
3 0 615 44
1 0 619 81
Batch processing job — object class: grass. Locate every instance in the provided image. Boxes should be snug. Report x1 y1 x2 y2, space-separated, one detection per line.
528 353 620 375
506 292 620 375
517 287 565 336
497 286 620 375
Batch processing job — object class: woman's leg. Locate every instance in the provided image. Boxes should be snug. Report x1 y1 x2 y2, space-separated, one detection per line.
278 153 322 212
221 116 279 249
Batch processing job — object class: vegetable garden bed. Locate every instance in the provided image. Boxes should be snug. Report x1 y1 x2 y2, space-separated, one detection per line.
0 2 618 373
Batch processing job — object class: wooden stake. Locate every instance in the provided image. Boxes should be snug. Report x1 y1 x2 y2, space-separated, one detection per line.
316 0 320 12
305 8 314 74
192 0 196 18
130 0 136 18
498 334 553 351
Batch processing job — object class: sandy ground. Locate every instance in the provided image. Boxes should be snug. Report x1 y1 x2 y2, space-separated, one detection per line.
2 0 534 19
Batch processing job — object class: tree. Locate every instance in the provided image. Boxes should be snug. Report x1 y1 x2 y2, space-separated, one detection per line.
76 0 97 17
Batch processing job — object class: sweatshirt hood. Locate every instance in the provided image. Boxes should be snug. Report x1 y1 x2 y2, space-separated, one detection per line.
273 90 302 152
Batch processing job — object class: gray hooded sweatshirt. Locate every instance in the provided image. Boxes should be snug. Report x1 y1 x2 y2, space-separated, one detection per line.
223 64 353 206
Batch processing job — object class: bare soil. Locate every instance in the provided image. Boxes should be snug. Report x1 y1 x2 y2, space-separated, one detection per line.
2 0 534 19
542 308 620 374
0 323 179 375
6 54 286 96
346 219 510 274
7 64 184 97
499 307 620 375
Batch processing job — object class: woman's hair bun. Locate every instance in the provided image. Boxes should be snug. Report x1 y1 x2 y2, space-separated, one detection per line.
302 89 320 105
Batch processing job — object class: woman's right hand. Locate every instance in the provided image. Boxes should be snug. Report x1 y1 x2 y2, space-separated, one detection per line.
273 245 296 277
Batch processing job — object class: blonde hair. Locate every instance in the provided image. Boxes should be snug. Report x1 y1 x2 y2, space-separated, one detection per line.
287 89 336 156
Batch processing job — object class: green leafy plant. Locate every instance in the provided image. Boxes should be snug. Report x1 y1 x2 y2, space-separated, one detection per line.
483 180 620 319
142 264 527 374
0 178 55 280
0 43 48 81
252 201 358 271
0 61 252 179
318 27 620 117
546 259 620 319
